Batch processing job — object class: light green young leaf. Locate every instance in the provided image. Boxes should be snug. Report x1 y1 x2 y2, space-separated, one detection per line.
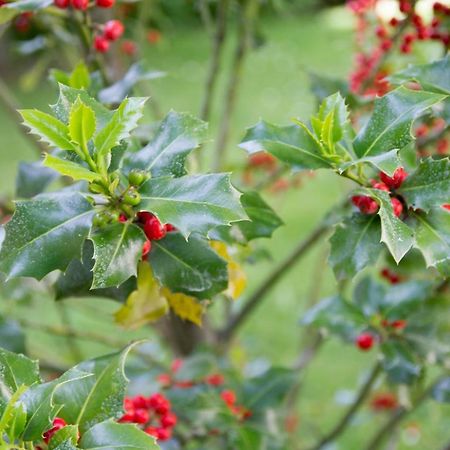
69 62 91 90
68 99 96 149
43 154 100 182
20 109 75 151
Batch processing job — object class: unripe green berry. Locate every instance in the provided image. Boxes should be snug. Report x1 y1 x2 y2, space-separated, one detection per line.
123 187 141 206
89 182 106 195
128 170 149 187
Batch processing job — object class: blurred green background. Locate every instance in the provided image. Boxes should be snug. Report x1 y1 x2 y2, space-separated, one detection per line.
1 6 449 449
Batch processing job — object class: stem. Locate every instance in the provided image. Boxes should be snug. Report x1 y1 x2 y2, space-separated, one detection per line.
309 361 382 450
212 0 259 171
200 0 230 122
218 222 329 343
364 376 447 450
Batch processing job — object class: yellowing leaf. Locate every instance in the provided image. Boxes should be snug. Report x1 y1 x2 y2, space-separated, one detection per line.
115 262 168 329
162 288 205 326
210 241 247 299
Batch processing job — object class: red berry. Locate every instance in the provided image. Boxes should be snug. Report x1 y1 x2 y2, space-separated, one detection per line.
437 138 448 155
96 0 114 7
94 35 110 53
144 216 166 240
171 359 183 372
118 412 135 423
160 413 177 428
54 0 69 8
142 240 151 259
71 0 88 9
389 17 400 27
164 223 176 232
147 29 161 44
442 204 450 211
355 333 375 351
155 427 171 441
221 390 236 407
371 393 398 411
132 395 148 409
43 417 67 444
121 40 137 56
205 373 225 386
104 20 124 41
148 393 170 415
380 168 408 190
351 195 379 214
118 214 127 223
174 380 194 389
391 320 407 330
380 268 401 284
144 426 158 438
391 197 403 217
380 39 392 52
133 408 150 424
371 180 390 192
157 373 172 387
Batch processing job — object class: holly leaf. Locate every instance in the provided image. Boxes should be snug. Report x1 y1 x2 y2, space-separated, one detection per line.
0 317 26 353
381 341 422 385
54 345 137 434
90 222 147 289
353 87 447 159
388 56 450 94
410 206 450 276
69 62 91 90
239 120 332 170
43 154 100 182
0 192 94 280
236 191 283 241
79 420 160 450
399 158 450 212
93 97 147 172
368 189 414 263
48 425 79 450
339 149 401 177
329 213 383 280
2 0 52 11
122 110 208 178
19 109 75 151
139 174 246 238
150 232 228 299
114 262 168 329
163 288 204 326
15 161 58 199
68 99 96 149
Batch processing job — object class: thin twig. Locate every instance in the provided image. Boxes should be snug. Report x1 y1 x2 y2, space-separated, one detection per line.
200 0 230 122
212 0 260 171
308 361 383 450
364 375 448 450
218 222 329 343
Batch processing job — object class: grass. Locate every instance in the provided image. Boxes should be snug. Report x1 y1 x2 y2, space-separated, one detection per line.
1 7 449 449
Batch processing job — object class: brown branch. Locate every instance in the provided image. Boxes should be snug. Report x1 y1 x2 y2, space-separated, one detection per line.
364 375 447 450
200 0 230 122
308 361 383 450
212 0 260 171
218 221 329 343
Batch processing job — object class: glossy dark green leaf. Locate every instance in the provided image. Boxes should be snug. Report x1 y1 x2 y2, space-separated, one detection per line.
2 0 52 14
79 420 160 450
91 222 146 289
98 62 165 104
0 192 94 280
150 232 228 299
140 174 246 238
353 87 446 159
15 161 58 199
410 206 450 276
399 158 450 212
329 214 382 280
388 56 450 94
122 111 208 178
54 346 136 434
431 378 450 403
381 341 422 385
239 120 332 170
369 189 414 263
236 191 283 240
339 149 400 177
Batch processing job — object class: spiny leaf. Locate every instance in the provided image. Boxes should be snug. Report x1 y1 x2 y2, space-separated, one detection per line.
43 154 100 182
68 99 96 149
162 288 204 326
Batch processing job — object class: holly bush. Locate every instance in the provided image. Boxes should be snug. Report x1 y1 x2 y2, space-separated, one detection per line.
0 0 449 449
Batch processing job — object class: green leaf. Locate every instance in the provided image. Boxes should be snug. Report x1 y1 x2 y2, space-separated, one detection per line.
98 62 165 104
90 222 146 289
68 99 96 149
236 191 284 240
48 425 79 450
399 158 450 212
54 345 136 433
369 189 414 263
69 62 91 90
150 232 228 299
139 174 246 238
122 110 208 178
15 161 58 199
0 317 26 353
353 87 447 159
3 0 52 11
431 378 450 403
239 120 332 170
0 348 40 408
0 192 94 280
381 341 422 385
388 56 450 94
79 420 160 450
410 206 450 276
51 85 112 131
339 149 401 177
94 97 147 173
329 214 383 280
43 154 100 182
20 109 75 151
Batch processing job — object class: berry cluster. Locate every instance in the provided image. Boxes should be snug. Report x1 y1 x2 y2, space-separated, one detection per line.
415 118 448 158
54 0 115 11
119 393 177 441
370 392 398 412
380 267 402 284
94 20 125 53
355 318 407 351
220 389 252 421
351 167 408 217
